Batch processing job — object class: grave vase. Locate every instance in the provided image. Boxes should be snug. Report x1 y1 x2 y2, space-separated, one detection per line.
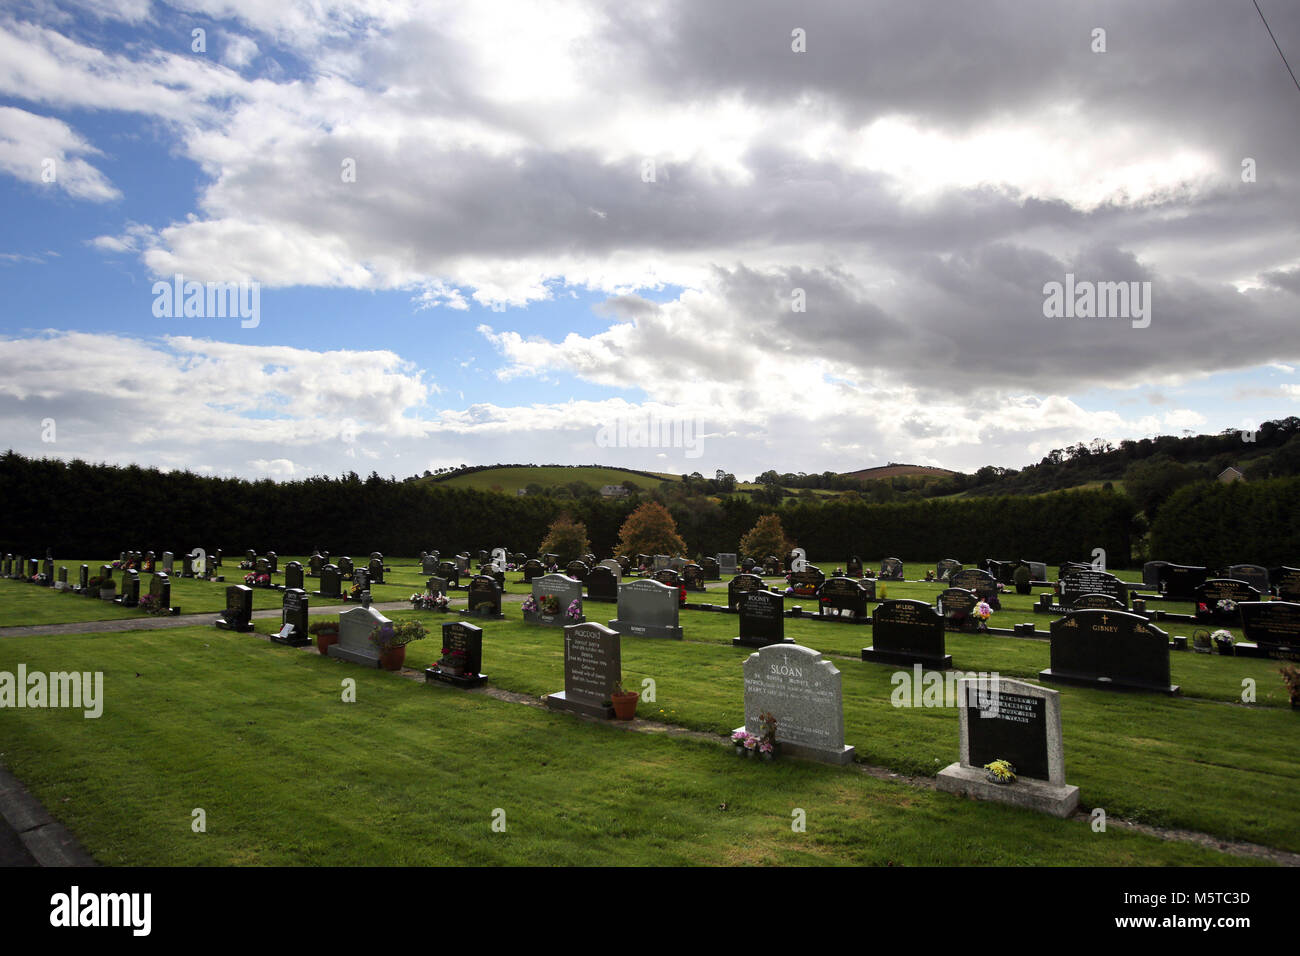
379 644 406 671
314 626 339 657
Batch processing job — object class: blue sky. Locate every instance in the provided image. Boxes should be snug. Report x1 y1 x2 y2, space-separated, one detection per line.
0 0 1297 480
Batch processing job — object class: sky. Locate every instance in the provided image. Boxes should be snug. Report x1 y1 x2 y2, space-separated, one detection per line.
0 0 1297 482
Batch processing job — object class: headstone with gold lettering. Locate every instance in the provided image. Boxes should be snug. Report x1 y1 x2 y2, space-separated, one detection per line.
1041 609 1177 694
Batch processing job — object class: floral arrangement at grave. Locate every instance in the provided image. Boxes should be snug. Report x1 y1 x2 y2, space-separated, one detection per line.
1212 629 1235 654
924 570 935 582
832 567 843 577
137 593 170 617
88 575 104 590
757 711 778 759
410 591 449 611
345 583 364 602
30 573 46 585
239 559 254 570
520 595 538 613
368 620 428 653
536 594 561 616
970 601 993 632
244 572 271 588
983 759 1017 784
731 729 759 756
565 598 583 622
1280 664 1300 708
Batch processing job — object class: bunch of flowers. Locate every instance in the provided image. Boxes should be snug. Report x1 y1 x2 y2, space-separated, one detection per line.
731 730 759 754
539 594 561 615
521 595 538 613
971 601 993 622
111 560 123 569
239 560 254 570
1217 598 1238 613
984 759 1017 784
1212 628 1235 653
138 593 170 616
757 711 778 757
244 572 271 587
566 598 583 621
1280 664 1300 706
410 591 449 610
31 573 46 584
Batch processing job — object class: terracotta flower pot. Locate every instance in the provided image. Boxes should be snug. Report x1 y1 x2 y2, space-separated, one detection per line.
379 645 406 671
611 690 639 720
315 629 339 656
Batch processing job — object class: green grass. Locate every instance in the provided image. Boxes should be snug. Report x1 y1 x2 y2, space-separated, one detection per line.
0 625 1265 867
426 465 679 494
1 560 1295 865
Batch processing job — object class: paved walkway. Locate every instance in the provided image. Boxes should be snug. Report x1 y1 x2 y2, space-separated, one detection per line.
0 598 535 639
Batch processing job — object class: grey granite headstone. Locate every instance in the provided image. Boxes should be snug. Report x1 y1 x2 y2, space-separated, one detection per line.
734 644 854 765
718 553 738 575
328 606 391 667
546 621 620 719
524 573 584 627
609 578 682 640
937 678 1079 818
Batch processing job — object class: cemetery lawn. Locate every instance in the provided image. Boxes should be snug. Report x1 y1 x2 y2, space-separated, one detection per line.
0 625 1266 867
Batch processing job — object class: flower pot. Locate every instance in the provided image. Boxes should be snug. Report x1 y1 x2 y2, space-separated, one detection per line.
315 629 339 656
611 690 639 720
379 645 406 671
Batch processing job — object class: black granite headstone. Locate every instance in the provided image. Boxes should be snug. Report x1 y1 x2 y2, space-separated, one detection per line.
862 599 950 668
1041 609 1177 694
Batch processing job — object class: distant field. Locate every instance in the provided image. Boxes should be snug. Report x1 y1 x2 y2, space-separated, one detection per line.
426 466 680 493
840 464 956 481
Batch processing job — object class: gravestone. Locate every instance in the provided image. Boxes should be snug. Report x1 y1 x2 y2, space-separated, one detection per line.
762 555 782 576
309 552 324 577
1041 610 1177 694
735 644 855 765
284 561 304 592
437 560 461 588
653 554 670 571
1060 569 1128 607
546 621 621 719
455 553 471 573
78 565 89 593
148 572 176 613
717 553 738 575
56 566 68 591
337 556 354 578
1272 567 1300 602
368 557 385 585
585 565 619 603
652 568 681 590
316 564 342 598
879 557 904 580
846 556 863 578
937 587 978 631
740 556 757 573
936 559 962 580
215 585 254 632
1070 592 1126 611
1236 602 1300 660
984 559 1018 585
728 572 764 610
203 551 218 580
817 577 870 621
669 557 687 571
566 560 589 582
117 570 140 607
1161 564 1208 601
936 678 1079 818
1142 560 1170 589
681 563 706 593
42 557 54 586
521 559 544 584
328 605 391 667
1225 564 1269 592
1020 560 1048 581
524 573 584 627
265 552 278 574
949 568 998 602
733 590 791 648
702 556 721 580
274 589 311 647
465 574 505 620
256 557 271 579
598 558 622 576
161 551 174 575
425 621 487 687
1194 579 1260 625
862 599 950 668
420 554 439 575
425 576 448 597
788 567 825 597
609 579 682 640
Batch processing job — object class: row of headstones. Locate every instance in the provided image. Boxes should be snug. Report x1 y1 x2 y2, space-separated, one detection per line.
1140 561 1300 602
56 563 181 612
2 554 56 585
